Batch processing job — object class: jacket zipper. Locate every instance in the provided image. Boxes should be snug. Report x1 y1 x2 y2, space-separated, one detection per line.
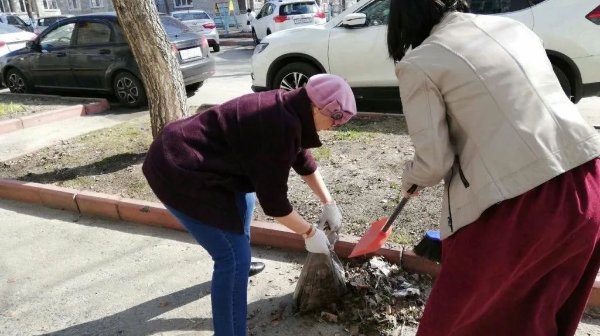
447 155 470 233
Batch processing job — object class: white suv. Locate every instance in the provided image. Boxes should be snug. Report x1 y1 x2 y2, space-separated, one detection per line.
251 0 327 44
251 0 600 111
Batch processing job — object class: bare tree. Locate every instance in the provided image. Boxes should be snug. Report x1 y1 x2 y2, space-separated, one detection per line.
24 0 34 20
113 0 188 137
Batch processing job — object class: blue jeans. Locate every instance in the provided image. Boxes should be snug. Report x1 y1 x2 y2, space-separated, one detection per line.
167 192 255 336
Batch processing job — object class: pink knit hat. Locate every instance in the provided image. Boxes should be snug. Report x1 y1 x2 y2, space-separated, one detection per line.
305 74 357 126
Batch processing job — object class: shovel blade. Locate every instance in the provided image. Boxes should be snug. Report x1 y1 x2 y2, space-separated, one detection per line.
349 218 392 258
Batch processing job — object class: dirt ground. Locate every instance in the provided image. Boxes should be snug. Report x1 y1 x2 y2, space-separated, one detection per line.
0 114 442 245
0 94 99 121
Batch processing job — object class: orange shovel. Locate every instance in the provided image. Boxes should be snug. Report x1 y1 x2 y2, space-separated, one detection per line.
349 184 417 258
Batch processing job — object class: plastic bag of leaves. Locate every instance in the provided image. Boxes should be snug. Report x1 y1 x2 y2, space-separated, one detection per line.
293 224 346 313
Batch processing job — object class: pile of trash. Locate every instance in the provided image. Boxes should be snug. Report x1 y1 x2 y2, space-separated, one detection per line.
316 256 433 336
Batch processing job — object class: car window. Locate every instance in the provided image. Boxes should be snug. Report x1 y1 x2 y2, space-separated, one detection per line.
279 2 318 15
173 12 210 21
160 15 191 35
112 23 127 43
257 4 269 18
0 23 23 33
359 0 391 27
38 18 60 26
76 21 112 45
40 23 76 50
267 4 275 15
468 0 530 14
7 16 25 26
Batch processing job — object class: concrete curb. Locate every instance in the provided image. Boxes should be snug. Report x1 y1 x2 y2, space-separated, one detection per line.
1 178 598 307
0 99 110 136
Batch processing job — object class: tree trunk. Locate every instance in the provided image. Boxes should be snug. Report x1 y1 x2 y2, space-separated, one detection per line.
24 0 34 20
113 0 188 138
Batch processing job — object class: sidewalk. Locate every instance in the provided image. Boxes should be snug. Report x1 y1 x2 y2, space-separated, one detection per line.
0 109 146 162
0 200 355 336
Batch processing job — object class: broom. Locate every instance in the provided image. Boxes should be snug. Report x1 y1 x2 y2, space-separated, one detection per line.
413 230 442 263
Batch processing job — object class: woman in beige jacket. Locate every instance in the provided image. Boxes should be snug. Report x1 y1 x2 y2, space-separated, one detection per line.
387 1 600 335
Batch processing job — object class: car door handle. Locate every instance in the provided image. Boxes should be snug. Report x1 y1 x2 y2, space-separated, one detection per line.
99 49 111 55
56 52 67 57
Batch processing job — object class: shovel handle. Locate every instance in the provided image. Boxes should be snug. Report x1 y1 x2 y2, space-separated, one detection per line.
381 184 418 233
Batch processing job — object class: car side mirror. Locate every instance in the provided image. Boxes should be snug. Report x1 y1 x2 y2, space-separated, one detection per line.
342 13 367 28
26 40 38 51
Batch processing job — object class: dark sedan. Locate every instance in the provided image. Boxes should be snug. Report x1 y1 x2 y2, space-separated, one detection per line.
0 13 215 107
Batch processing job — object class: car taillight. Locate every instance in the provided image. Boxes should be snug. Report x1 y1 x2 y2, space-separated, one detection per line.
203 23 216 29
171 43 178 56
201 35 209 49
273 15 288 23
586 4 600 24
315 12 326 19
0 41 5 47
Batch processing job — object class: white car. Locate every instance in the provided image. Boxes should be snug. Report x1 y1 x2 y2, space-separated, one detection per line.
251 0 327 44
0 23 36 58
172 10 221 52
251 0 600 111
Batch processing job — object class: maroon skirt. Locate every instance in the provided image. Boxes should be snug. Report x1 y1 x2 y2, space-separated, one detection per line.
417 159 600 336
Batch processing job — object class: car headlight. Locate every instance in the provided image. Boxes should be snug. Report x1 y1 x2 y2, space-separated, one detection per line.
254 43 269 55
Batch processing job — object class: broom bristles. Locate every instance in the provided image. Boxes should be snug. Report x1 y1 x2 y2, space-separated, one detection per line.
413 230 442 263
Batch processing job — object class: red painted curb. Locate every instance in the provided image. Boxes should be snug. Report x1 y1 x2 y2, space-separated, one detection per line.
38 185 79 212
75 190 121 220
401 250 441 277
0 180 43 204
0 118 23 134
0 99 110 136
20 105 85 129
117 198 184 231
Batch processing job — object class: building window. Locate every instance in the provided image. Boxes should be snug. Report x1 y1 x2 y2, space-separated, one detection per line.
90 0 104 8
0 0 13 13
43 0 59 10
174 0 193 9
68 0 81 10
18 0 26 12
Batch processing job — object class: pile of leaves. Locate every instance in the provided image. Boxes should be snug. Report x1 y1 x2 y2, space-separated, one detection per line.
315 257 433 336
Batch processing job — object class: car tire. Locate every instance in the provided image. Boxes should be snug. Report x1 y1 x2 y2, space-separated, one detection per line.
266 29 271 36
6 68 32 94
552 65 572 100
252 28 260 45
186 81 204 92
273 62 320 91
213 44 220 53
113 72 147 108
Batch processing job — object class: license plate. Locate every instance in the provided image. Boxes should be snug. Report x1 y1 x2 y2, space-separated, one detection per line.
294 18 313 24
180 47 202 60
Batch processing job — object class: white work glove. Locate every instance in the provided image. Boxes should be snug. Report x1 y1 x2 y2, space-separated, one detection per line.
319 202 342 232
304 228 331 254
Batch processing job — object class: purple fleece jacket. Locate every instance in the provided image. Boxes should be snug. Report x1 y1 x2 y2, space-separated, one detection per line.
142 88 321 233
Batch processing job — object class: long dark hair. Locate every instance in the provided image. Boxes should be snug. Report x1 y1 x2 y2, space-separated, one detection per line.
387 0 470 62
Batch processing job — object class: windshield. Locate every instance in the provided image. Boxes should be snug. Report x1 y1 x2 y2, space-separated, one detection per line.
279 2 318 15
0 23 23 34
160 15 191 35
173 12 211 21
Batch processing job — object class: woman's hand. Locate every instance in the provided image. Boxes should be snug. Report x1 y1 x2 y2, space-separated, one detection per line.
320 202 342 231
304 228 331 254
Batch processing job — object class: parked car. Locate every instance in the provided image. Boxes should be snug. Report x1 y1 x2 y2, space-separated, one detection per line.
0 23 36 57
251 0 600 112
0 13 34 33
172 10 220 52
35 15 72 34
251 0 326 44
0 13 215 108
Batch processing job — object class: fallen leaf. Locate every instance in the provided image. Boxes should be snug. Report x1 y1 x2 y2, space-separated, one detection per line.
271 320 280 327
349 325 360 335
320 312 338 323
159 301 169 307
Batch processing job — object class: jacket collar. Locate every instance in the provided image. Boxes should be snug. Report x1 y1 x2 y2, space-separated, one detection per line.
431 11 461 35
282 88 322 149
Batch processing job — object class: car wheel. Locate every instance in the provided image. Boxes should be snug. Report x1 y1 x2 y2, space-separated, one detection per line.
552 65 572 100
186 81 204 92
266 29 271 36
252 28 260 45
213 44 220 53
6 68 32 94
114 72 147 108
273 62 320 91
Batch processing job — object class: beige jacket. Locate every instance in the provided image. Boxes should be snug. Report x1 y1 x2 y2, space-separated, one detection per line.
397 12 600 239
